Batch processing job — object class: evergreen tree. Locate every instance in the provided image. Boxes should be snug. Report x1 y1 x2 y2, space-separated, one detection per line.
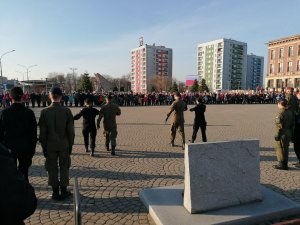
190 79 199 93
199 79 209 93
79 73 93 92
172 82 178 92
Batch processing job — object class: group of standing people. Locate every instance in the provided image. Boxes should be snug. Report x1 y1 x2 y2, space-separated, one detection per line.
0 86 121 224
274 87 300 170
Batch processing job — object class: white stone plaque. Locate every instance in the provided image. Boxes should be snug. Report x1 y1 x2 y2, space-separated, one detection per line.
184 140 263 213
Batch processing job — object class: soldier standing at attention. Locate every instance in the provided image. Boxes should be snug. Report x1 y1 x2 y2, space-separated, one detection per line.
285 87 299 116
165 92 187 150
189 96 207 143
0 87 37 182
74 97 99 156
274 99 295 170
97 95 121 155
39 87 75 201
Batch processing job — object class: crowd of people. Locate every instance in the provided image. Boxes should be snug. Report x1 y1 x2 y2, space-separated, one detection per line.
0 85 300 224
0 89 298 108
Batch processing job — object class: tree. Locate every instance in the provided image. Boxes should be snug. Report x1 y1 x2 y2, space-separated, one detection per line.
190 79 199 93
171 82 178 92
199 79 209 93
79 73 93 92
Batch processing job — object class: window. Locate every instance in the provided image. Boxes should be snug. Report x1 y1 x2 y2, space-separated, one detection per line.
298 45 300 56
287 61 293 72
269 64 274 74
279 48 284 58
278 63 283 73
271 50 275 60
288 46 293 57
297 60 300 71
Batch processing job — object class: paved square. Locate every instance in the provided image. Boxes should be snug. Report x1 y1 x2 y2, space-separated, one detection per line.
25 105 300 225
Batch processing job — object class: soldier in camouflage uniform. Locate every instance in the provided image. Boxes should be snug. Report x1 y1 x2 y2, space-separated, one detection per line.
165 92 187 150
97 95 121 155
274 99 295 170
39 87 75 200
285 87 299 116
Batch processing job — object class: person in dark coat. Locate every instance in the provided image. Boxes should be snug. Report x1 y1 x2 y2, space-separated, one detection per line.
0 87 37 182
0 143 37 225
74 97 99 156
190 96 207 143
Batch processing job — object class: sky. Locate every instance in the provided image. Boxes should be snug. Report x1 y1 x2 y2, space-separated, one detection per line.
0 0 300 81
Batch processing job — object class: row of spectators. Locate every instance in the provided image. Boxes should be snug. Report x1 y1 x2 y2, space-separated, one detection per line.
0 90 297 108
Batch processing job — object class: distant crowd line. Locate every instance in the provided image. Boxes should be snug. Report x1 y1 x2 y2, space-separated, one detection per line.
0 90 298 108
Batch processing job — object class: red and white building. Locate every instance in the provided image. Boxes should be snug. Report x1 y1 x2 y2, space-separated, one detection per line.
131 41 172 93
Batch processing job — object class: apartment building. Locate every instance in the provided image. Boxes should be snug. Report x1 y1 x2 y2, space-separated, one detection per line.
246 54 264 90
265 34 300 90
197 38 247 91
131 42 172 93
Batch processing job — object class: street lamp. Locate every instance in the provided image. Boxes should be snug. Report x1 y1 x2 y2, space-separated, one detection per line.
16 70 28 92
70 67 77 91
17 64 38 92
0 50 16 92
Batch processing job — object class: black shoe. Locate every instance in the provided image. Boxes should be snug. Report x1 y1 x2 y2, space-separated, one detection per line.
90 152 95 157
51 187 60 201
111 147 116 155
106 145 110 151
60 187 71 200
85 148 89 152
170 142 175 147
273 164 288 170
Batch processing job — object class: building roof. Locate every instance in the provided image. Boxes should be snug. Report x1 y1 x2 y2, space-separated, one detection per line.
268 34 300 46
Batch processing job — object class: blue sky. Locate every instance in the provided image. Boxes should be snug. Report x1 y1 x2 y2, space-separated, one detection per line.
1 0 300 81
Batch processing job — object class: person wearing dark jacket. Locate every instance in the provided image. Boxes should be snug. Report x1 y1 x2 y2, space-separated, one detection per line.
0 143 37 225
190 96 207 143
0 87 37 182
74 97 99 156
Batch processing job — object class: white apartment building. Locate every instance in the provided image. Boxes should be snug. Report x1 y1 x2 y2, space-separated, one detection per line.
197 38 247 91
131 43 172 93
246 54 264 90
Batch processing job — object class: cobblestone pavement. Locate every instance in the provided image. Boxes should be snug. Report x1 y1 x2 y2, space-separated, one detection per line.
25 105 300 225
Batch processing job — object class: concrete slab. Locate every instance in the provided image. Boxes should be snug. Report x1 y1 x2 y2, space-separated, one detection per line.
184 140 262 213
140 184 300 225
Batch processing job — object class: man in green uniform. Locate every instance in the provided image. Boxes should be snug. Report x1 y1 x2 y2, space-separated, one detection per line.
39 87 75 200
274 99 295 170
165 92 187 150
97 95 121 155
285 87 299 116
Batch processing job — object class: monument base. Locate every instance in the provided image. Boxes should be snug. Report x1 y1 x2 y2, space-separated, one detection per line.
139 184 300 225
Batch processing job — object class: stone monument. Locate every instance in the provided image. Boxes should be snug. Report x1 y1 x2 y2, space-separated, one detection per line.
184 140 263 213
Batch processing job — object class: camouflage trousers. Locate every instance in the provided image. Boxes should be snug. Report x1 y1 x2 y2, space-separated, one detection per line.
170 122 185 144
104 128 118 148
45 149 71 187
274 137 290 164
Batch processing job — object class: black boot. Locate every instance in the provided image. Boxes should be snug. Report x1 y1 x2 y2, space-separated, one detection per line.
60 187 71 200
52 187 60 201
273 162 288 170
111 146 116 155
85 146 89 152
90 148 95 157
106 145 110 151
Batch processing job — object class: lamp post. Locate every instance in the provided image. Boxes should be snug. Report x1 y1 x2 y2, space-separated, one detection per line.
0 50 16 93
15 70 28 92
17 64 37 92
70 67 77 91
